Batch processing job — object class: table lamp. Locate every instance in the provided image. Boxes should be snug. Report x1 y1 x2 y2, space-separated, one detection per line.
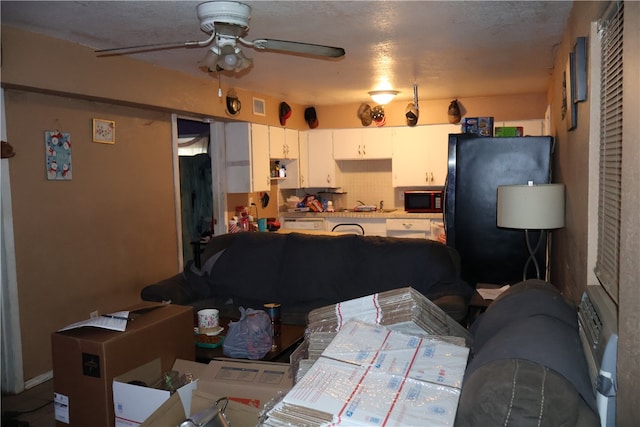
497 182 565 281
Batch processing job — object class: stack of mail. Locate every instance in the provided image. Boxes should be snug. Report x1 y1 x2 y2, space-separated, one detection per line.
298 287 471 372
269 320 469 426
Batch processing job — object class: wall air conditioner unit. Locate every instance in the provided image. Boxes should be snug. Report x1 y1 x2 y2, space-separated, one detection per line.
577 285 618 427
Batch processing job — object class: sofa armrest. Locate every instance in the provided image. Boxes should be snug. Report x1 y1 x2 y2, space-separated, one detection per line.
140 273 195 305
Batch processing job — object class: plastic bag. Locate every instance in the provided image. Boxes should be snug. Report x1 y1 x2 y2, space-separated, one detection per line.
222 307 272 359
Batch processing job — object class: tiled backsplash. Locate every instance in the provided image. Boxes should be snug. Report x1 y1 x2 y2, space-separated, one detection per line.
336 159 395 210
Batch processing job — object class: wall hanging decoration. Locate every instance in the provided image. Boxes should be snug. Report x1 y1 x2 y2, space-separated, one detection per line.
573 36 588 102
45 131 72 180
563 52 577 131
92 118 115 144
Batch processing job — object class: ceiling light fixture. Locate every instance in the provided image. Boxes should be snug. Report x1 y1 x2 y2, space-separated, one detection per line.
368 90 399 105
199 35 253 73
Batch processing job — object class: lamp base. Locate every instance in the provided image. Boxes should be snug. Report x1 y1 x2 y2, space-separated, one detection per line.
523 229 546 281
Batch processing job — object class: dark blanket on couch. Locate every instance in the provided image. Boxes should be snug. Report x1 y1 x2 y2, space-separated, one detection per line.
141 232 474 324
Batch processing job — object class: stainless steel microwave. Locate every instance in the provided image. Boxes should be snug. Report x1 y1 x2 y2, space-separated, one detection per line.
404 190 444 213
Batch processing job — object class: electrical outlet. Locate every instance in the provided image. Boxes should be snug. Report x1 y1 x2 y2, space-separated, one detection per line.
89 310 99 318
249 197 254 205
399 191 405 201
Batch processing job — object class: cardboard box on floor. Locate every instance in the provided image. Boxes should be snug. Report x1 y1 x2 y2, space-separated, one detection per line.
51 304 195 427
141 359 293 427
113 358 204 427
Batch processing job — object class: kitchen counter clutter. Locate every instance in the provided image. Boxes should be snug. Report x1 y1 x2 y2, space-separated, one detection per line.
280 210 443 220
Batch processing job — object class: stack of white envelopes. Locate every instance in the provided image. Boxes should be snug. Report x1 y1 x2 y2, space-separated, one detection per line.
267 320 469 426
296 287 471 376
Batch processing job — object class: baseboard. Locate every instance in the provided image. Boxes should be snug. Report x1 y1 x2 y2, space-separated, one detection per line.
24 370 53 390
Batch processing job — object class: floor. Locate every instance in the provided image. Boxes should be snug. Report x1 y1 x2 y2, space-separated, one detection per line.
1 380 55 427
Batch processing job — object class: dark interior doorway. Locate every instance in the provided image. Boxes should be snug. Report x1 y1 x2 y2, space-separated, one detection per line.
177 118 214 268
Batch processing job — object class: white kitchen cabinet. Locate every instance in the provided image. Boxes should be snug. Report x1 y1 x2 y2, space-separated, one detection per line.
392 124 460 187
225 122 271 193
306 129 341 188
269 127 299 159
298 131 309 188
270 128 301 189
326 217 387 236
333 128 393 160
386 218 431 239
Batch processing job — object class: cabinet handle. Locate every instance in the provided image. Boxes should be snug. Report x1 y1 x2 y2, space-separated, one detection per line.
425 172 429 183
326 174 331 184
362 145 366 156
358 145 362 156
403 223 413 229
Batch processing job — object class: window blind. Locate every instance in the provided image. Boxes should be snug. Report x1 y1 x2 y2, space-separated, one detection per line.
595 1 624 303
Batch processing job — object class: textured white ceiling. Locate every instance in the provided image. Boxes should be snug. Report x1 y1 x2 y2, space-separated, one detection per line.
1 1 573 106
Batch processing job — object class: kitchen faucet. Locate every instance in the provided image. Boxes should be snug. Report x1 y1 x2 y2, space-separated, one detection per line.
356 200 366 206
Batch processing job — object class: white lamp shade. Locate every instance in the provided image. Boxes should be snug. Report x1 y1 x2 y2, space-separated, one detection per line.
497 183 565 229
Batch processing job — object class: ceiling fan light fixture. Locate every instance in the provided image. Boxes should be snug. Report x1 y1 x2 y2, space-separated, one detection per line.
369 90 399 105
218 44 239 69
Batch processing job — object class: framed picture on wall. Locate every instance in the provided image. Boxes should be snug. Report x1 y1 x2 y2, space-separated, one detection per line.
92 118 116 144
565 52 577 131
573 36 588 103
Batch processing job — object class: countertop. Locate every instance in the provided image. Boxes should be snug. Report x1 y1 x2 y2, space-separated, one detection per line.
279 210 444 220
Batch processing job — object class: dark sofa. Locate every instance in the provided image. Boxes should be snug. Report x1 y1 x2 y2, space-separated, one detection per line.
140 231 475 325
456 280 599 426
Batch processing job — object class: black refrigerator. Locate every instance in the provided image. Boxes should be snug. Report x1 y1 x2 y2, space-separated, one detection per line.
445 134 553 287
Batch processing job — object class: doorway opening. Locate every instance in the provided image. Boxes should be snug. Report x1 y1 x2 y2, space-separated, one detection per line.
176 118 214 268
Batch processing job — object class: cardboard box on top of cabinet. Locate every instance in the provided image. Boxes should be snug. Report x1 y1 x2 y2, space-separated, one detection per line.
462 117 494 137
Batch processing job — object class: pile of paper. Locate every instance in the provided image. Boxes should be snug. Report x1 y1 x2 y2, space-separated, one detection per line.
298 287 471 373
265 320 469 426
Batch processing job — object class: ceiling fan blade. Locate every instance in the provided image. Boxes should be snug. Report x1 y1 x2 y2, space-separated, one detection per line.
95 41 193 55
250 39 345 58
95 33 216 56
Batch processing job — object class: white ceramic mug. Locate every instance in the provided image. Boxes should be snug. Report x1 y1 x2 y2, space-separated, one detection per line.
197 308 219 332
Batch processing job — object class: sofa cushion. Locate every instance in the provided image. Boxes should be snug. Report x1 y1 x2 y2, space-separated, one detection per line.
277 233 358 307
455 359 599 427
209 232 287 302
140 273 193 305
460 279 598 425
350 236 473 302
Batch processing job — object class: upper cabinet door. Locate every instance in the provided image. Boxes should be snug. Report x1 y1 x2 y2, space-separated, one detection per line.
284 128 299 159
298 131 309 188
306 130 341 188
392 124 459 187
269 126 286 159
333 128 393 160
360 127 393 159
269 126 299 159
225 122 270 193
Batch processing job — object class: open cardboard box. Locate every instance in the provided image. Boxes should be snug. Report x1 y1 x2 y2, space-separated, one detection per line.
113 358 205 427
141 387 259 427
121 358 293 426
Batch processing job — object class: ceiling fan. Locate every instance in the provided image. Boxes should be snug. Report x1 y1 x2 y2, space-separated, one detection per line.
95 1 345 73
